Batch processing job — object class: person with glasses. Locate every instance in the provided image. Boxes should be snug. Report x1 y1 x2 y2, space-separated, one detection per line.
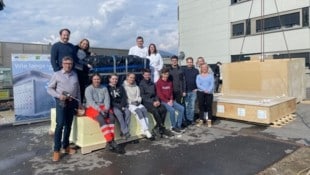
47 56 81 162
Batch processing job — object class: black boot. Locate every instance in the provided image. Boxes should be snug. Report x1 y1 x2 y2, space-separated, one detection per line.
108 140 125 154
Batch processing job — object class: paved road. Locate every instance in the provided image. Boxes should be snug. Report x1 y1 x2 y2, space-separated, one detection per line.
0 104 309 175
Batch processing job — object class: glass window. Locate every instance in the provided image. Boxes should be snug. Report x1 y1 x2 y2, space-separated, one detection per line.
281 12 300 28
232 23 244 36
256 12 300 33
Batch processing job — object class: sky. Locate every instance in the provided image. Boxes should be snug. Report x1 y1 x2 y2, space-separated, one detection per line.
0 0 178 53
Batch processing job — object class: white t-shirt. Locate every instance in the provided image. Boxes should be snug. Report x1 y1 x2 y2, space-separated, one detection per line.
128 46 148 58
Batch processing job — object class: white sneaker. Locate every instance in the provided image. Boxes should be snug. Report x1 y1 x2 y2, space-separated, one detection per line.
144 130 152 138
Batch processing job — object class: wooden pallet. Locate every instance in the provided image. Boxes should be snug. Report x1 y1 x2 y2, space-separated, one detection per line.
270 114 296 128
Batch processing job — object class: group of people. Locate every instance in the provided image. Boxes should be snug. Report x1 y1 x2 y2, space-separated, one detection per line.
47 29 218 162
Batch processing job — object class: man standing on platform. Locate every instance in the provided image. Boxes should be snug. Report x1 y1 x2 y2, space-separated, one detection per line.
47 56 81 162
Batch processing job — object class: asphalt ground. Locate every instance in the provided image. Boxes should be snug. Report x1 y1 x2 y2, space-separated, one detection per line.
0 103 309 175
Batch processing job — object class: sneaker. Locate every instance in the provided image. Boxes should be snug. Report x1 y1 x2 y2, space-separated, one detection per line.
144 130 152 139
52 151 60 162
181 122 188 128
162 128 174 137
196 119 203 126
207 119 212 127
179 127 186 132
152 127 161 137
172 127 181 133
124 132 131 140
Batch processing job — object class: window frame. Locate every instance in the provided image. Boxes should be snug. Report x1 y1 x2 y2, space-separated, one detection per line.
253 9 302 34
231 21 246 37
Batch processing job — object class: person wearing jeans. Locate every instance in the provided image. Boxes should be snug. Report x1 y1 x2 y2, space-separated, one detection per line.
156 68 184 133
183 57 199 125
47 56 81 162
107 73 131 139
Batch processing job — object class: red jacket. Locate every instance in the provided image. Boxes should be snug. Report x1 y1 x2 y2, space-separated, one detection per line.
156 78 173 103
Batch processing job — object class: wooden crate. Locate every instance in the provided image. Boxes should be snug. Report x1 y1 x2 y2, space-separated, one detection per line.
212 95 296 124
50 108 172 154
222 59 305 102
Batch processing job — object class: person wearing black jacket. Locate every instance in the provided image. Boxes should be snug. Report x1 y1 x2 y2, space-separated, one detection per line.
168 55 186 104
107 73 131 139
168 55 186 127
139 69 174 137
183 57 199 125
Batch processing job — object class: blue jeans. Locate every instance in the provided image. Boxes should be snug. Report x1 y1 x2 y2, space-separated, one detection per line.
54 99 77 151
185 91 197 122
162 101 184 128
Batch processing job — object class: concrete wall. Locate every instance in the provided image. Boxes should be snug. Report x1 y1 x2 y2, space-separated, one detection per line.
230 0 310 20
0 41 128 68
178 0 231 65
178 0 310 64
230 0 310 55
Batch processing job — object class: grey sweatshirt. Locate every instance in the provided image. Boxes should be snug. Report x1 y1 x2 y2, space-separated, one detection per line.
85 85 110 111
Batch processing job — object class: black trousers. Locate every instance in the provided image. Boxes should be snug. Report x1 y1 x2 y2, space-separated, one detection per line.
145 104 167 130
197 91 213 121
76 68 89 103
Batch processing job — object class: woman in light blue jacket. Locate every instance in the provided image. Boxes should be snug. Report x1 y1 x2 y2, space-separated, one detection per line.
196 63 214 126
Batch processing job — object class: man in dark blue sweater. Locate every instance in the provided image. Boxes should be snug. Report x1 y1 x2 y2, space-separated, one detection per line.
183 57 199 125
50 28 77 72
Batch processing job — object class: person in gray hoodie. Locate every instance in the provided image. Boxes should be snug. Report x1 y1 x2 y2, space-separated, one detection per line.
123 73 153 140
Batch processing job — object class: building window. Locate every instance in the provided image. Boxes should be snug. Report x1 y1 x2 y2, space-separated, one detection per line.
256 12 300 33
232 22 245 36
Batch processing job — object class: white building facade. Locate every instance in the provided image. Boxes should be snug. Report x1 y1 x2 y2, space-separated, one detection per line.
178 0 310 66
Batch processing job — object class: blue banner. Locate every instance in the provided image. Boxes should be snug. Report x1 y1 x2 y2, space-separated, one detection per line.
11 54 55 123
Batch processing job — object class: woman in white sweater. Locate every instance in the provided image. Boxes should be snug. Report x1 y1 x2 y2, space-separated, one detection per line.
123 73 153 139
146 43 163 83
